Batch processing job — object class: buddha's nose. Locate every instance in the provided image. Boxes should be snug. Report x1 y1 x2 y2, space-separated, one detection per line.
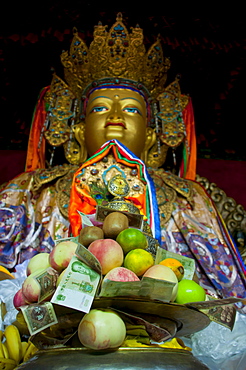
107 101 123 121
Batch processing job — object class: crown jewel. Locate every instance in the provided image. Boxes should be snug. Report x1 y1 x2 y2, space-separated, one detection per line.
60 13 171 98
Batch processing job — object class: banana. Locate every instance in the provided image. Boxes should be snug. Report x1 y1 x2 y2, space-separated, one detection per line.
23 341 38 363
0 330 4 359
0 358 17 370
20 341 29 362
2 343 9 359
4 325 22 365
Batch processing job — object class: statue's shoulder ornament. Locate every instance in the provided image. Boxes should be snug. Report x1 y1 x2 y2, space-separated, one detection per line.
32 164 77 192
148 168 195 225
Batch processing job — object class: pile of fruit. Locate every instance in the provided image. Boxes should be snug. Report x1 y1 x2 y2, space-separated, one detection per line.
10 210 206 357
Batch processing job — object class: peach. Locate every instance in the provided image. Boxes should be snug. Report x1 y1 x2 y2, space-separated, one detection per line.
103 267 140 282
22 267 59 303
78 309 126 349
88 239 124 275
26 252 51 276
22 268 45 303
13 288 29 310
56 268 67 287
143 264 178 301
49 240 78 273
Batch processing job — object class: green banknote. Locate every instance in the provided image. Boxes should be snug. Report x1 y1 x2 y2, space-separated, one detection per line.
51 256 100 313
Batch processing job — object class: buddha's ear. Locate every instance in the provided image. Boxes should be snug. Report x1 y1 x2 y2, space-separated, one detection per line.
73 122 88 163
141 127 156 163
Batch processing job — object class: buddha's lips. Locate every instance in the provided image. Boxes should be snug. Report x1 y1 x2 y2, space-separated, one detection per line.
105 122 125 128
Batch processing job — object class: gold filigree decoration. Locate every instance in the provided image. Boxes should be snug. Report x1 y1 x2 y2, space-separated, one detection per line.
41 14 189 166
148 168 177 225
157 78 188 148
44 119 70 147
64 137 81 165
75 155 145 199
148 168 194 226
33 164 76 192
60 13 171 99
161 170 194 207
146 142 169 168
196 174 246 262
44 75 77 147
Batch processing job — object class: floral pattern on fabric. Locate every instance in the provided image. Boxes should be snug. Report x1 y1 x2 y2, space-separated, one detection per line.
0 171 69 268
160 182 246 313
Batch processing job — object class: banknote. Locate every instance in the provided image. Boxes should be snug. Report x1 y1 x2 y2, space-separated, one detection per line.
75 243 102 275
186 296 245 330
99 277 174 302
20 302 58 336
30 331 75 350
96 205 144 229
185 296 245 311
34 267 59 303
51 255 100 313
54 236 76 246
155 247 195 280
77 211 94 227
140 277 175 302
113 308 172 343
202 305 236 330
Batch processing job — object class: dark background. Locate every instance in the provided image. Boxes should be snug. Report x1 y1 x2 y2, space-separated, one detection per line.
1 3 246 162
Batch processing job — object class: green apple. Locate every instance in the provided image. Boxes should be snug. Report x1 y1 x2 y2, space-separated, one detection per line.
175 279 206 304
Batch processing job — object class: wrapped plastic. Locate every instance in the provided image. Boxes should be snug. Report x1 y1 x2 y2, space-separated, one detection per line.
181 312 246 369
0 260 28 330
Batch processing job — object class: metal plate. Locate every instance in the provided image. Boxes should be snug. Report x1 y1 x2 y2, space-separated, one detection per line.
92 296 210 337
15 347 209 370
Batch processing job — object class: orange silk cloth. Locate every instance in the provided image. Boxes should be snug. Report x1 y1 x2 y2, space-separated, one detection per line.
69 143 148 237
181 98 197 180
25 86 49 171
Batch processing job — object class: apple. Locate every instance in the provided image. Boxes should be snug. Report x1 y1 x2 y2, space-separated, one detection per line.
26 252 51 276
175 279 206 304
78 309 126 350
49 240 78 273
103 267 140 282
88 239 124 275
13 288 29 310
143 264 178 301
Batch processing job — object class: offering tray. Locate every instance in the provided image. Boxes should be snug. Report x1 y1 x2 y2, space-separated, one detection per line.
15 296 211 369
92 296 211 337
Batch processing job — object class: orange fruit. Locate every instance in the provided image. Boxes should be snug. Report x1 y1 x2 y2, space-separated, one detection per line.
116 228 147 254
159 258 184 282
123 249 154 276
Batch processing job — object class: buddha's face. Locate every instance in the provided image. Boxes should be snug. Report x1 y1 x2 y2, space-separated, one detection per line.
84 88 148 157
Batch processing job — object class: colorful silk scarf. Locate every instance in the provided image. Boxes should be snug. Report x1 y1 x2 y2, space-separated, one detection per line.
69 140 161 242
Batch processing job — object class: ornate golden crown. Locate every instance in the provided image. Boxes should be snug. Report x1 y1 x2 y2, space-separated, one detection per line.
60 13 171 99
41 13 189 168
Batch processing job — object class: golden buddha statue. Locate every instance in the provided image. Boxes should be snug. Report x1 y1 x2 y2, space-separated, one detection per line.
0 14 245 313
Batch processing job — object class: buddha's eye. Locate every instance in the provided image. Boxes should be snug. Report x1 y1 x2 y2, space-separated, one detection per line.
123 107 140 114
91 106 108 113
